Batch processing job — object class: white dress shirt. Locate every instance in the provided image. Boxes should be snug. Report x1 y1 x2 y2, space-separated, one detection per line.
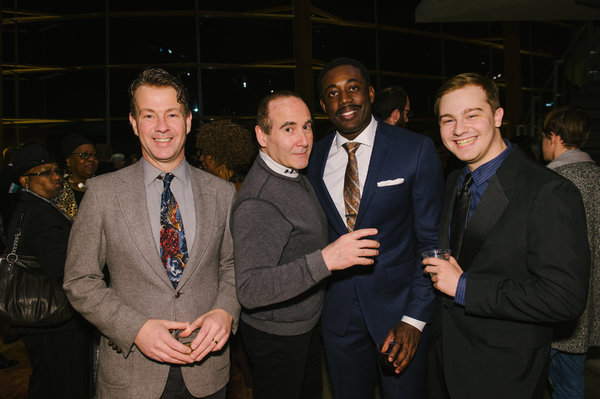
323 116 377 224
322 116 425 332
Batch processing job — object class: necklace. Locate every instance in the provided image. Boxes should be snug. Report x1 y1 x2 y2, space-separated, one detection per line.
68 178 86 190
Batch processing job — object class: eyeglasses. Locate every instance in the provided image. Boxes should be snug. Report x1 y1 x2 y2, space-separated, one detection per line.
72 152 99 161
404 108 414 119
24 169 64 178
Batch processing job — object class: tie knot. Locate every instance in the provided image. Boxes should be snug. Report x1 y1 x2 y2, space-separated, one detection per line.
162 173 175 188
459 173 474 193
343 142 360 155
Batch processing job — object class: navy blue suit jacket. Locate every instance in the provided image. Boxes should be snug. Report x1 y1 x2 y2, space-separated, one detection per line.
307 121 445 342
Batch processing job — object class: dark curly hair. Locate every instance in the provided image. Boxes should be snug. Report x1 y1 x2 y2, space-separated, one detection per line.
196 120 257 178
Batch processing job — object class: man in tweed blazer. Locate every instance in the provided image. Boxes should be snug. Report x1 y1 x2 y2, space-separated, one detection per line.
64 67 239 399
542 105 600 399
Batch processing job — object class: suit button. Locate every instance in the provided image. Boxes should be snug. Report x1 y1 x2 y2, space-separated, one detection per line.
107 341 113 346
116 348 122 353
175 292 181 298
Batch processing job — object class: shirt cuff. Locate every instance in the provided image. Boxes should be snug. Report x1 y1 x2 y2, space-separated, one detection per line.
401 316 426 332
454 272 469 306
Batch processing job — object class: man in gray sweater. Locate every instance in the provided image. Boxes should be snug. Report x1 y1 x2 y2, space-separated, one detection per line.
231 91 379 399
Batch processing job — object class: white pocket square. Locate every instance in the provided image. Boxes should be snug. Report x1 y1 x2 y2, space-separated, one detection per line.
377 178 405 187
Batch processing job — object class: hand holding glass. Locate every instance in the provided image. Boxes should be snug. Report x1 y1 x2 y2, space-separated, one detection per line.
421 249 451 275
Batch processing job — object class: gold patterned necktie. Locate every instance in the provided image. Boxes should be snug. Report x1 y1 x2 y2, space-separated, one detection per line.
343 142 361 232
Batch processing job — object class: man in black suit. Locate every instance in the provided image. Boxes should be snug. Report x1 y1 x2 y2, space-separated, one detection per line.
423 73 590 399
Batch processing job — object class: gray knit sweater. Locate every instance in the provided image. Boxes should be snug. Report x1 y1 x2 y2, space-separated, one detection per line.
231 155 330 336
548 149 600 353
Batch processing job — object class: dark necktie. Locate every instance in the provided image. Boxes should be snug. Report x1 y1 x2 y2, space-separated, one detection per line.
450 173 474 259
343 142 361 232
160 173 188 288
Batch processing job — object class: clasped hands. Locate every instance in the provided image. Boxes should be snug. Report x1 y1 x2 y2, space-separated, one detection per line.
134 308 232 364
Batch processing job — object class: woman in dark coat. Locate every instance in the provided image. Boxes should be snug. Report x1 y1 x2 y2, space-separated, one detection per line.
7 143 91 399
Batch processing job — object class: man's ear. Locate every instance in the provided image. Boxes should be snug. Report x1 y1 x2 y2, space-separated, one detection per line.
368 86 375 104
255 125 268 148
390 109 402 125
320 98 327 114
19 176 28 187
494 107 504 128
185 112 193 134
129 113 139 137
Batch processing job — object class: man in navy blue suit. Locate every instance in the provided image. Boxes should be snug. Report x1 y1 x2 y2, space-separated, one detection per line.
307 58 445 398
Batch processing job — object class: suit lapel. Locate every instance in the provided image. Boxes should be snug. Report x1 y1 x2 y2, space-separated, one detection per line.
355 124 391 229
459 150 520 271
177 169 216 289
314 134 348 235
115 163 174 289
439 171 461 249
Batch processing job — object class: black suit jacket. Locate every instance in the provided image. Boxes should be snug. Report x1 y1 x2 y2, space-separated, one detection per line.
431 148 590 399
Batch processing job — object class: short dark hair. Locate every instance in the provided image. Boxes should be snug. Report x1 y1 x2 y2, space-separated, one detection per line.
256 90 305 134
318 57 372 98
196 120 257 176
128 67 190 117
434 73 500 118
372 86 408 120
542 105 590 149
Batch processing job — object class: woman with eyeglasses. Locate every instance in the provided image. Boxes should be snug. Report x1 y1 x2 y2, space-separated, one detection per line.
7 142 92 399
53 134 99 219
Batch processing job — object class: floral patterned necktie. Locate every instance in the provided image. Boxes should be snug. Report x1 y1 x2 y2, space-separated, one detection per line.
160 173 188 288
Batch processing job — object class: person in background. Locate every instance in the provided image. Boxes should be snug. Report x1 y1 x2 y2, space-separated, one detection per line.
195 119 257 191
7 142 91 398
111 153 126 170
53 134 98 219
95 143 115 175
542 105 600 399
372 85 412 128
1 146 21 234
195 119 256 398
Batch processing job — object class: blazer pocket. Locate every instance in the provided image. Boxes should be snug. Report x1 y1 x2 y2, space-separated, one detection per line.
486 324 551 349
97 337 133 388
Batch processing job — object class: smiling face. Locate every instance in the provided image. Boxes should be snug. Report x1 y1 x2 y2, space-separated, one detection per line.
320 65 375 141
129 85 192 172
255 96 313 170
438 85 506 171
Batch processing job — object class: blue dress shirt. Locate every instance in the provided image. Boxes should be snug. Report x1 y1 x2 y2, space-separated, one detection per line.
454 140 513 306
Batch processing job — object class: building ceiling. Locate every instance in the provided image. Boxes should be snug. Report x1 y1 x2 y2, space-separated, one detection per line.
415 0 600 22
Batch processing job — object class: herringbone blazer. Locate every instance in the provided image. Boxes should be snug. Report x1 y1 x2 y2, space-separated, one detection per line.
64 161 239 398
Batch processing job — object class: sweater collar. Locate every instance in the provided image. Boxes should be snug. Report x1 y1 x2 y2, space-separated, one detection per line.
547 149 594 170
